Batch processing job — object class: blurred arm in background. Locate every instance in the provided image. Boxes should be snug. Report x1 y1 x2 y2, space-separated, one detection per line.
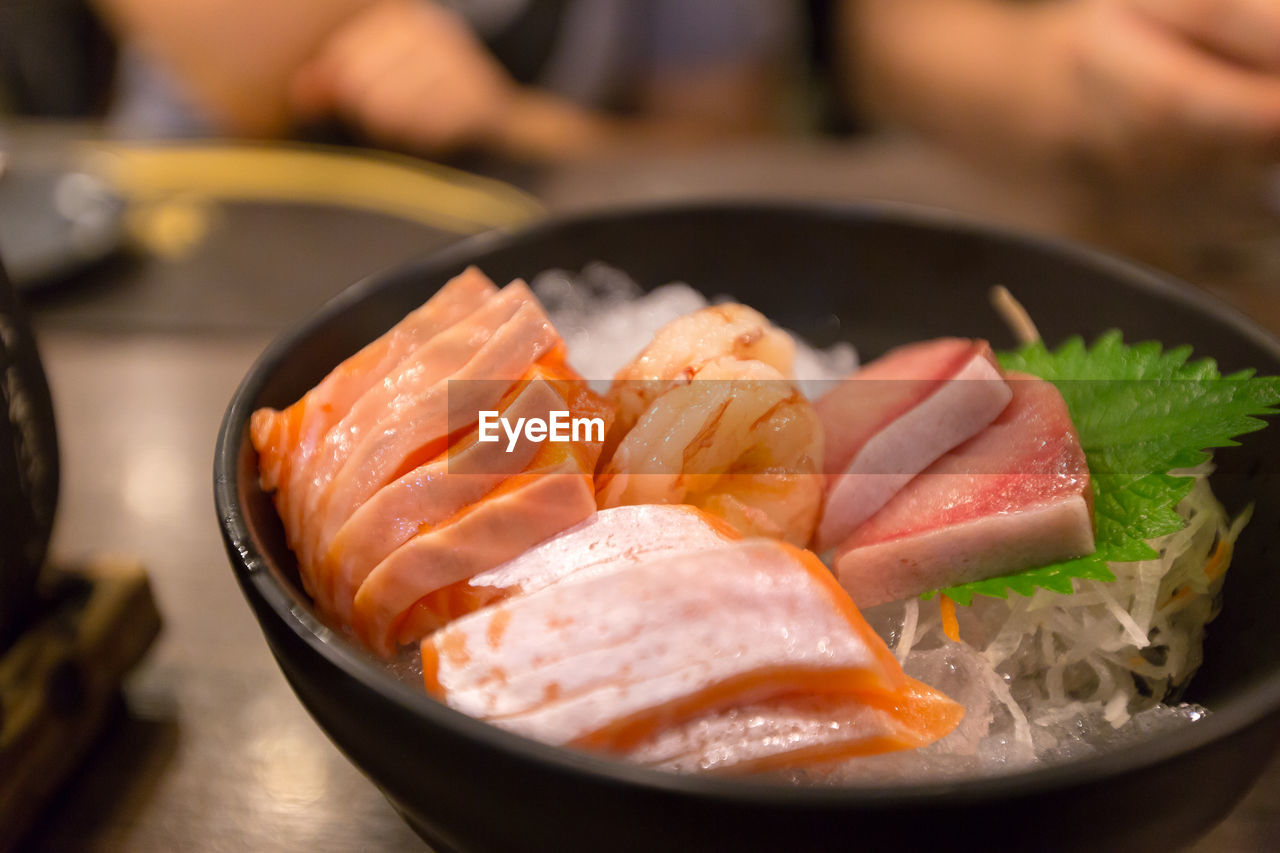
93 0 792 161
837 0 1280 204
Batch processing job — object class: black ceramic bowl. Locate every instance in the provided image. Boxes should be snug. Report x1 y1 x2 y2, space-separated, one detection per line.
215 202 1280 853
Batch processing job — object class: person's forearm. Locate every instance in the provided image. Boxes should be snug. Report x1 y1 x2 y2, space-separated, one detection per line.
841 0 1080 169
93 0 377 135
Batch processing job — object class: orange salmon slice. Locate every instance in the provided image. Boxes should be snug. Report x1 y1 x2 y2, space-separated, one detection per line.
352 463 598 656
321 360 611 623
299 296 559 576
625 679 964 774
420 504 742 625
250 267 495 592
420 540 954 751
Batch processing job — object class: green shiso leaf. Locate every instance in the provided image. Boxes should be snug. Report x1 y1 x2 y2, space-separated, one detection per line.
930 331 1280 606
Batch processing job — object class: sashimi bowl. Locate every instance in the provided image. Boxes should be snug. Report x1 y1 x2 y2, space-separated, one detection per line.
215 202 1280 853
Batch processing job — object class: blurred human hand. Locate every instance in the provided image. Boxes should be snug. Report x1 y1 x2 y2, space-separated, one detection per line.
850 0 1280 199
1061 0 1280 192
289 0 518 156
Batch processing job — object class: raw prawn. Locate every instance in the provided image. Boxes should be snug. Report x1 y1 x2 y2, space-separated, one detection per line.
597 356 823 545
605 303 796 460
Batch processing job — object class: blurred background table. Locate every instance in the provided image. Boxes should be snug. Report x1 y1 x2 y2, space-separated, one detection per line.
11 130 1280 851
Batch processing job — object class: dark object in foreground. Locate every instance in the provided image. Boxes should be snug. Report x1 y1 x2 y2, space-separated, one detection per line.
0 247 60 650
0 558 161 852
216 202 1280 853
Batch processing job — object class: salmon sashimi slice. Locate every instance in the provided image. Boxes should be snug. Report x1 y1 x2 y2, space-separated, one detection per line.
292 282 546 569
320 359 613 623
300 298 560 576
318 375 563 621
251 266 495 495
352 463 598 656
420 540 940 751
251 268 495 568
596 356 824 546
419 504 742 625
814 338 1011 551
834 373 1094 607
625 679 964 774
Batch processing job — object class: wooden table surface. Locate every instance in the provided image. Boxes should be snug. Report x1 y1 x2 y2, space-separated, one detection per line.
11 134 1280 851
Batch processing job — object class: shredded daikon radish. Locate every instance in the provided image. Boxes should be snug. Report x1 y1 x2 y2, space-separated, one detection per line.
894 598 920 663
838 467 1246 778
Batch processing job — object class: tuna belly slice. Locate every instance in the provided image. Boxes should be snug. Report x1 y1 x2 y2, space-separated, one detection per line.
351 465 597 656
421 540 935 751
423 504 742 623
626 679 964 774
834 373 1094 607
815 339 1011 551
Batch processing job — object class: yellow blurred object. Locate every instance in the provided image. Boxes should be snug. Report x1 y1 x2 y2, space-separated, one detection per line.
126 194 218 260
84 142 543 238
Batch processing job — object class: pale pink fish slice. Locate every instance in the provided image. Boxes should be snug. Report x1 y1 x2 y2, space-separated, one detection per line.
352 464 597 656
814 338 1011 551
318 376 566 622
626 679 964 774
443 504 742 618
300 297 559 575
834 373 1094 607
421 540 918 751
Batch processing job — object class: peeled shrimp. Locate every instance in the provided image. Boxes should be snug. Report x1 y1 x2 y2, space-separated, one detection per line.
607 304 796 455
597 356 823 546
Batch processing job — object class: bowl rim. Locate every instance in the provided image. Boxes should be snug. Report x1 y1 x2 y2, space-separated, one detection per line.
215 197 1280 807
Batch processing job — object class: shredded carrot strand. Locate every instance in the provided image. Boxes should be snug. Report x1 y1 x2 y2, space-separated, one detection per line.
940 595 961 643
1158 540 1234 615
1159 585 1194 615
1204 540 1232 582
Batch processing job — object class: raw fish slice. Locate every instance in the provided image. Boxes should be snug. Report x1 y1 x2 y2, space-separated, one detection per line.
352 462 597 656
294 282 544 569
605 304 796 464
834 373 1094 606
626 680 964 774
421 540 932 750
322 355 612 621
251 266 494 494
419 504 741 625
302 299 559 574
814 338 1011 551
318 373 568 622
597 357 824 545
251 268 495 564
